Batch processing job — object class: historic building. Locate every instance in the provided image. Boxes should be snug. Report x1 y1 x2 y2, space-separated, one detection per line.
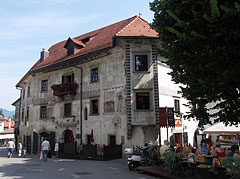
15 16 160 154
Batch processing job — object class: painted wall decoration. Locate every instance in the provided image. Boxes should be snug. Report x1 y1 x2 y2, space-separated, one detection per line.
116 91 124 113
104 101 114 113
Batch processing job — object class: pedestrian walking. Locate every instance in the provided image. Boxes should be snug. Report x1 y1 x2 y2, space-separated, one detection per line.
7 139 15 158
18 140 23 157
41 138 50 161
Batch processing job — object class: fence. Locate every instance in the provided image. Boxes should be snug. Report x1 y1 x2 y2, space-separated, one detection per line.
59 143 122 160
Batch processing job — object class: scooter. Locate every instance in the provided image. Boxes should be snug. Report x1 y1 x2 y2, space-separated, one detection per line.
124 146 150 171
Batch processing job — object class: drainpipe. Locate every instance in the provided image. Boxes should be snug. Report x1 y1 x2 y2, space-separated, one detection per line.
16 86 22 150
74 66 83 146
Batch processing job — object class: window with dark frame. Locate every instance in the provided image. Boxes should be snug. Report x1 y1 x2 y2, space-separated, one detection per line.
27 86 30 97
40 106 47 118
136 92 150 110
22 89 25 99
91 68 98 82
62 73 74 83
84 107 88 120
64 103 72 117
109 135 116 145
67 48 74 56
174 99 180 113
41 80 48 91
21 109 24 122
135 55 148 71
26 107 29 120
90 99 98 114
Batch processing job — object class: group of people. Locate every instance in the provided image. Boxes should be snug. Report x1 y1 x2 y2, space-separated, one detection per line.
195 139 239 173
5 138 51 161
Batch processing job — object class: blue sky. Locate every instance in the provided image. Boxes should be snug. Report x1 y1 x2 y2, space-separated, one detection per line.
0 0 155 111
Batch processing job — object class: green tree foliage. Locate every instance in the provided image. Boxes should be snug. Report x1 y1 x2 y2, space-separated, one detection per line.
0 109 3 117
150 0 240 126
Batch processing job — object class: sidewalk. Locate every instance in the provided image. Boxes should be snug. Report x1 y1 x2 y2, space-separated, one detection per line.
137 166 180 179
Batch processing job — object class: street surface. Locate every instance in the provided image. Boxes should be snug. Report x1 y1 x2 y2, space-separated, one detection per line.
0 147 159 179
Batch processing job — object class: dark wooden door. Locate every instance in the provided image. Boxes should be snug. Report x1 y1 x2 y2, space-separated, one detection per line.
33 132 38 154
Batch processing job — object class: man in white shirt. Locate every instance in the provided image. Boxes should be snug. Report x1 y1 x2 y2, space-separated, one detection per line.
7 139 15 158
41 138 50 161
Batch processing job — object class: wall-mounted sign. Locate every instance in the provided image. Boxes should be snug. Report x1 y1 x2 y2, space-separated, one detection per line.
175 118 182 127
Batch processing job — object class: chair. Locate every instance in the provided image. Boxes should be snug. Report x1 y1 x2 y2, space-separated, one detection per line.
193 155 212 169
193 155 212 178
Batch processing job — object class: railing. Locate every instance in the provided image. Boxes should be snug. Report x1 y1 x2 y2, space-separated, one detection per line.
51 82 78 96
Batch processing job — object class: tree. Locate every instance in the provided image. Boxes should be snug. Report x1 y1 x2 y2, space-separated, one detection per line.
0 109 3 117
150 0 240 126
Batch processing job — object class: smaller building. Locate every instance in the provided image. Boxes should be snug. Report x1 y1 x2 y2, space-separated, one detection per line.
0 115 15 146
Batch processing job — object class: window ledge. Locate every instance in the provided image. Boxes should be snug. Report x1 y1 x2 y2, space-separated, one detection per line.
90 81 99 84
40 90 48 93
132 71 151 74
134 109 153 112
89 113 100 116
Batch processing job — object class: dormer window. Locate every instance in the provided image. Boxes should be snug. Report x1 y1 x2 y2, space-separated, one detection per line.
67 48 74 56
64 37 85 56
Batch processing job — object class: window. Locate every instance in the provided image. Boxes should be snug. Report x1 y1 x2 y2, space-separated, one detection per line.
40 106 47 118
109 135 116 145
26 107 29 120
136 92 150 110
84 107 88 120
90 99 99 114
41 80 48 91
64 103 72 117
21 109 24 122
91 68 98 82
174 99 180 113
27 86 30 97
135 55 148 71
62 73 74 83
67 48 74 56
22 89 25 99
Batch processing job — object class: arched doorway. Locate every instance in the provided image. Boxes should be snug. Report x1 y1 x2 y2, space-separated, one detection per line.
62 129 75 155
63 129 75 143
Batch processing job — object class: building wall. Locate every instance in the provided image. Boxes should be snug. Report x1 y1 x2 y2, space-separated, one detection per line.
17 38 160 153
157 61 199 146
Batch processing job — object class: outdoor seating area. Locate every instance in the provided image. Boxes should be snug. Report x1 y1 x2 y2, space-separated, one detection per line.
134 140 239 179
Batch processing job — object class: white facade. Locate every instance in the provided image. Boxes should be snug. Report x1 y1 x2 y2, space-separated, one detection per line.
157 60 199 146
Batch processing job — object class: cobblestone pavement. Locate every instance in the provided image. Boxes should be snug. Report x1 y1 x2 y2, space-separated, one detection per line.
0 147 160 179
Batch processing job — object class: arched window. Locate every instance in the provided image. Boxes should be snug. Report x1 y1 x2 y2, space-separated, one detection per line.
84 107 88 120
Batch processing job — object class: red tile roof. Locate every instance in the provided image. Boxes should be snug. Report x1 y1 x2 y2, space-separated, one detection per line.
4 120 15 128
17 16 158 86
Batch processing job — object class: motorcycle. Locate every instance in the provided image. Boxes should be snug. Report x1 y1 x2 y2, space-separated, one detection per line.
124 145 150 171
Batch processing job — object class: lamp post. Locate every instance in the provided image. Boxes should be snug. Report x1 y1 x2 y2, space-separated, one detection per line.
74 66 83 146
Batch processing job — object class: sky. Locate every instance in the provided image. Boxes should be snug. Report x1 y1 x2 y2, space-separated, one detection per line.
0 0 155 111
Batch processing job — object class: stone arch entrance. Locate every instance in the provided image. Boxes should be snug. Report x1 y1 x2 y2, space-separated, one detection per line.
61 129 76 156
62 129 75 143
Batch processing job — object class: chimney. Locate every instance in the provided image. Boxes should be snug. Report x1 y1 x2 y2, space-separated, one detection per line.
40 48 49 62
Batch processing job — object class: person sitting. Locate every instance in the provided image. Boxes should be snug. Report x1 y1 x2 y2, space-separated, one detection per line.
209 142 225 172
228 145 239 158
196 139 207 155
160 140 170 160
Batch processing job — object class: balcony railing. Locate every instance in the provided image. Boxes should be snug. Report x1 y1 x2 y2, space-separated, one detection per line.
51 82 78 96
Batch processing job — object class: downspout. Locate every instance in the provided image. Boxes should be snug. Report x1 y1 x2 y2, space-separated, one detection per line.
16 86 22 150
74 66 83 146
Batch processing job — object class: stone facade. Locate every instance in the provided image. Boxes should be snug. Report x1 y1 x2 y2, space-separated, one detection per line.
17 36 160 153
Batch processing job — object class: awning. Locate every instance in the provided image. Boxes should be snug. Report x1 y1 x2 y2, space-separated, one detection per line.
203 122 240 134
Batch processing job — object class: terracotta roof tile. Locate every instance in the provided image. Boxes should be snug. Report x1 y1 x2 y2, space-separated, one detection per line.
19 16 158 80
